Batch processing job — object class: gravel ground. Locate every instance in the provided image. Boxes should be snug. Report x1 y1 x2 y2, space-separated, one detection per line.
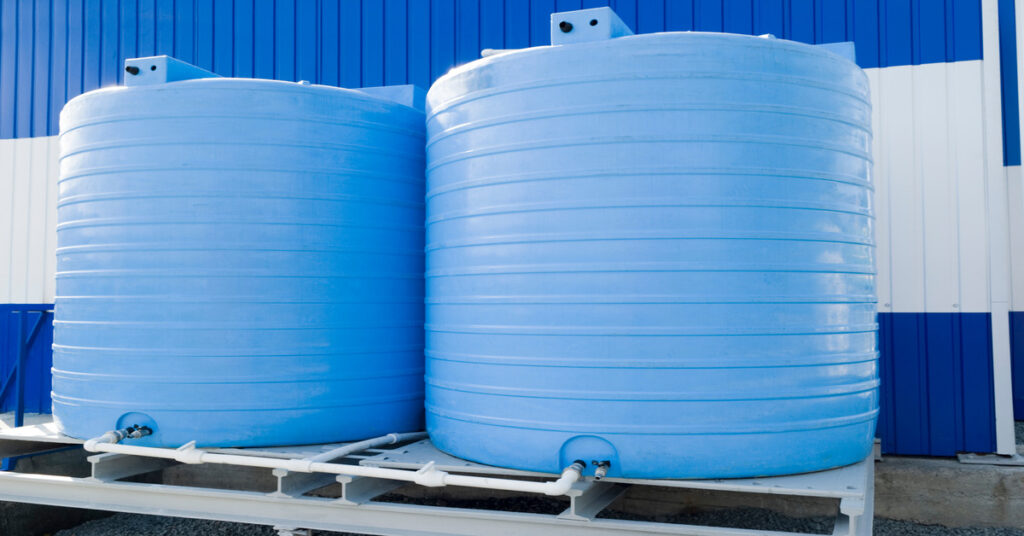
54 510 1024 536
55 515 290 536
1016 421 1024 446
53 515 356 536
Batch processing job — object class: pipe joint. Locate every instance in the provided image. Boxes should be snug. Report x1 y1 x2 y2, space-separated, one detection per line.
413 462 449 487
174 441 205 464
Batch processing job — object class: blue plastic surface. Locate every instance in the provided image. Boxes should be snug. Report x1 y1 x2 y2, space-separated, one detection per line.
425 31 878 478
53 70 426 447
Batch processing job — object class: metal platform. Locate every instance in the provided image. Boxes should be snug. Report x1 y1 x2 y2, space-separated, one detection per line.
0 421 874 536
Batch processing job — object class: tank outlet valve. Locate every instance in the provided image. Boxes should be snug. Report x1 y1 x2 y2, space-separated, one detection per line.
111 424 153 442
126 425 153 439
593 461 611 480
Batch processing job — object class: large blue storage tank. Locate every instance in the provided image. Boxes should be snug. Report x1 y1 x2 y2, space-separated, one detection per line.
425 11 877 478
54 57 425 447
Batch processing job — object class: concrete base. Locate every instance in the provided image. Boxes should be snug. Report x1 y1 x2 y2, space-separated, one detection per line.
875 455 1024 528
348 454 1024 529
606 456 1024 529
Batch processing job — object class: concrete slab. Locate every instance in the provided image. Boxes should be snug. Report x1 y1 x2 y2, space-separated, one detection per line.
875 455 1024 528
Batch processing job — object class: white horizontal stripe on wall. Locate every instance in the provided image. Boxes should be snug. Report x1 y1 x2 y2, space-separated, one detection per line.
0 135 59 304
867 60 998 315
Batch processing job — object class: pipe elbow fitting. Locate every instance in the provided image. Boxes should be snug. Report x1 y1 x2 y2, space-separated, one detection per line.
84 431 121 451
543 461 586 496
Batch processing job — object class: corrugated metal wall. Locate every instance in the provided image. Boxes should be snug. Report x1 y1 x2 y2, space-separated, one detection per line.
0 306 53 414
870 61 993 318
1012 311 1024 417
0 0 985 140
878 313 997 454
0 136 58 304
1 0 1019 455
1005 0 1024 423
867 56 1006 454
0 136 58 413
998 0 1020 164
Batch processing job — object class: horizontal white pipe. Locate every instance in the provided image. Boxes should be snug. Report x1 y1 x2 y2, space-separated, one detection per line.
306 432 427 463
192 432 428 462
83 432 583 496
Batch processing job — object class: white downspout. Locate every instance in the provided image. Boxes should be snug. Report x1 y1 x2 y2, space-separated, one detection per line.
981 0 1018 455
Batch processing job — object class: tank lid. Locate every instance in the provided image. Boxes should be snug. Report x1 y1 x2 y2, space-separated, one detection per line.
550 7 634 46
124 56 220 86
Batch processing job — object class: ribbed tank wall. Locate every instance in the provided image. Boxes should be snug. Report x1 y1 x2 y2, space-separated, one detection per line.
54 78 425 447
425 33 877 478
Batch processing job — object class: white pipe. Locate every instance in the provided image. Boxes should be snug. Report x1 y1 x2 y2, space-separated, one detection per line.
306 432 427 463
83 432 584 496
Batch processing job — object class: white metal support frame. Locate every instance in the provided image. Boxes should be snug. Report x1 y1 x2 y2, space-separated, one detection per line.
0 422 874 536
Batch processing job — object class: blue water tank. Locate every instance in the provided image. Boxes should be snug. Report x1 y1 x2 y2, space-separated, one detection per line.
425 14 877 478
53 57 425 447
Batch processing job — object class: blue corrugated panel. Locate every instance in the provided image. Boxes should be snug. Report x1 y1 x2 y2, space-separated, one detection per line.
877 313 997 455
998 0 1021 166
0 0 986 139
1011 312 1024 419
0 306 53 415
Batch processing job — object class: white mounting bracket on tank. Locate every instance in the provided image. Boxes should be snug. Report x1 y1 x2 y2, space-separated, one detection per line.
124 55 425 111
548 9 858 65
815 41 857 63
355 85 426 112
550 7 634 45
124 56 220 86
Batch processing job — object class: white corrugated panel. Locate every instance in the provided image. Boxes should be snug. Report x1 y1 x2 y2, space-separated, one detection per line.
1009 165 1024 310
1013 0 1024 313
866 60 997 315
0 136 59 304
868 51 1014 452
